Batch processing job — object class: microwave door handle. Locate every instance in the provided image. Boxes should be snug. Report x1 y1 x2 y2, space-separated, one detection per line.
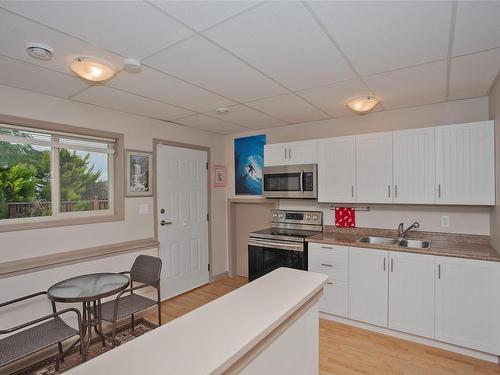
300 170 304 193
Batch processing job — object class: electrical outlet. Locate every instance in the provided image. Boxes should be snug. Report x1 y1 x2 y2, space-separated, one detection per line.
440 215 450 227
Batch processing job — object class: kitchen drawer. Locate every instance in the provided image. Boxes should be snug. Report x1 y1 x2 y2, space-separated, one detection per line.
320 279 348 317
308 242 348 282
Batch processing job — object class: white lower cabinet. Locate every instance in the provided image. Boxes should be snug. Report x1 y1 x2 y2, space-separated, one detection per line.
309 243 500 355
348 247 389 327
308 243 348 317
435 256 500 354
388 252 435 338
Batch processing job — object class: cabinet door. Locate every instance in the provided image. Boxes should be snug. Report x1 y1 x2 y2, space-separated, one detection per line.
388 252 435 338
393 128 436 204
288 140 317 165
349 247 389 327
356 132 393 203
317 136 356 203
435 121 495 205
264 143 287 167
435 256 500 354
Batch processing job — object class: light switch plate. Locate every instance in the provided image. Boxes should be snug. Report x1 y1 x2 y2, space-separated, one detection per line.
440 215 450 227
139 203 149 215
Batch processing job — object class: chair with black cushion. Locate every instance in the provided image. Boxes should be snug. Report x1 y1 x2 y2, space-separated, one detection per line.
0 291 83 371
97 255 162 347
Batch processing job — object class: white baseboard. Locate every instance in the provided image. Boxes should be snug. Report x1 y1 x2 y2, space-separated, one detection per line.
320 312 499 364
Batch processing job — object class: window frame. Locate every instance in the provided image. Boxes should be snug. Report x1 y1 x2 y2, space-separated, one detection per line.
0 114 124 232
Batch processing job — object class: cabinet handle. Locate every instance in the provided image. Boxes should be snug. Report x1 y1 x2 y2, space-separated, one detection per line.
351 185 354 197
388 185 391 198
327 281 333 285
395 185 398 198
284 148 287 160
438 184 441 198
321 246 333 249
438 264 441 279
289 148 292 159
390 258 393 272
321 263 333 267
383 257 386 271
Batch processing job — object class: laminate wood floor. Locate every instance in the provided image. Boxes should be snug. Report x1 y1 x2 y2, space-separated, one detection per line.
145 276 500 375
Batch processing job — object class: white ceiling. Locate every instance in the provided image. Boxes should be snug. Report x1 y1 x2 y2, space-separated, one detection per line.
0 0 499 134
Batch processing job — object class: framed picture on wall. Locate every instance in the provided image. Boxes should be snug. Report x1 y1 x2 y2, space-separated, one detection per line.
234 134 266 195
125 150 153 197
213 165 226 187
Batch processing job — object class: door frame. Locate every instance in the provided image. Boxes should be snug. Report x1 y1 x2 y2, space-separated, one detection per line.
153 138 213 282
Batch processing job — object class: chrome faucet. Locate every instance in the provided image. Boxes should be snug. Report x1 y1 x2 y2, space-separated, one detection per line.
398 221 420 238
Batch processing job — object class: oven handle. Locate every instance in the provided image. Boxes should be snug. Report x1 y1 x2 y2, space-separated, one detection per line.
248 238 304 252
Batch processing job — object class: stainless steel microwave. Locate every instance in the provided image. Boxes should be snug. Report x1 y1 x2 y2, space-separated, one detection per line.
263 164 317 199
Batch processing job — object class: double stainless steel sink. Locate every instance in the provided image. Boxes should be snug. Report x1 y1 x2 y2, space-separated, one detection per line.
357 236 431 249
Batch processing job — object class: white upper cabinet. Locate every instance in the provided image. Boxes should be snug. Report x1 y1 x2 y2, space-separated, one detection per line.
264 140 317 166
355 132 393 203
317 136 356 203
435 121 495 205
435 256 500 354
388 251 435 339
393 128 436 204
349 247 389 327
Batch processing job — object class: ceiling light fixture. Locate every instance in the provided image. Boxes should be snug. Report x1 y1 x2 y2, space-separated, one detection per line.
346 96 379 113
25 43 54 60
70 57 115 82
215 107 230 115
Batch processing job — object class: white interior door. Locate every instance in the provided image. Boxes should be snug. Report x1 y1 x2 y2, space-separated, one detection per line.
157 144 209 300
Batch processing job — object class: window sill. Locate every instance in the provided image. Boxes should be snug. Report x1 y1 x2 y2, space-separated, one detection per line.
0 211 125 233
0 238 159 278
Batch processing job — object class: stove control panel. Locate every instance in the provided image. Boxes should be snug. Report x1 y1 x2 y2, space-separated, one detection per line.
271 209 322 226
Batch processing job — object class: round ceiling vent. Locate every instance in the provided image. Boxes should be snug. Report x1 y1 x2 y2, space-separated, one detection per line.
25 43 54 60
215 107 230 115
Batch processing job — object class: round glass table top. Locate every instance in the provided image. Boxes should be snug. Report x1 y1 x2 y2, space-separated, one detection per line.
47 273 129 302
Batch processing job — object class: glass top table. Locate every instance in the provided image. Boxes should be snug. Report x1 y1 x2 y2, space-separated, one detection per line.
47 273 129 303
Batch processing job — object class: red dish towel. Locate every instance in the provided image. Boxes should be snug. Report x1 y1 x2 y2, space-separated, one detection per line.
335 207 356 228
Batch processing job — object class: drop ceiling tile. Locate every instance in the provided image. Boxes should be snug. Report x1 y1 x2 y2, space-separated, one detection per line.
246 94 330 124
453 1 500 56
73 86 193 121
0 9 123 76
0 1 194 59
449 48 500 100
0 55 87 98
204 1 355 91
109 66 235 112
365 61 447 110
177 114 246 134
205 105 287 129
297 79 374 117
143 36 287 102
150 1 259 31
308 1 451 76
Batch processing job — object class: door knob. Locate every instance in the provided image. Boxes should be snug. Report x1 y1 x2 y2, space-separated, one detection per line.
160 220 172 226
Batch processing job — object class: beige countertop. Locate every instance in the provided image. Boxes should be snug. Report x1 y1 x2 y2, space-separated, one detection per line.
307 227 500 262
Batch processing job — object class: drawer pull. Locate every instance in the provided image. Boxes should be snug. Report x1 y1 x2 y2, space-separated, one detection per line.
326 281 333 285
321 263 333 267
320 246 333 249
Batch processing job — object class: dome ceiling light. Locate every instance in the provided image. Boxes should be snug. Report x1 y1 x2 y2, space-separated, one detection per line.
346 96 379 113
70 57 115 82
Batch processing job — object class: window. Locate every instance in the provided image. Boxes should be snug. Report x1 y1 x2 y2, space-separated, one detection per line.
0 123 116 223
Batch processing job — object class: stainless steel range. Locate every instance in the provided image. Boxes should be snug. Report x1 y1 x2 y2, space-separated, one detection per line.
248 209 323 281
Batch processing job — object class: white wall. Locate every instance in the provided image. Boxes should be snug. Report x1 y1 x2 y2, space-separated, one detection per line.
226 97 491 235
0 84 228 273
490 78 500 249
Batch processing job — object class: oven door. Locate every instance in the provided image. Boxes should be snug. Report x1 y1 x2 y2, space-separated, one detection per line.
262 164 317 199
248 238 307 281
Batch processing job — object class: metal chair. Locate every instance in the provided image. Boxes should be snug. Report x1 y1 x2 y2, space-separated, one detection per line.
97 255 162 347
0 291 83 371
